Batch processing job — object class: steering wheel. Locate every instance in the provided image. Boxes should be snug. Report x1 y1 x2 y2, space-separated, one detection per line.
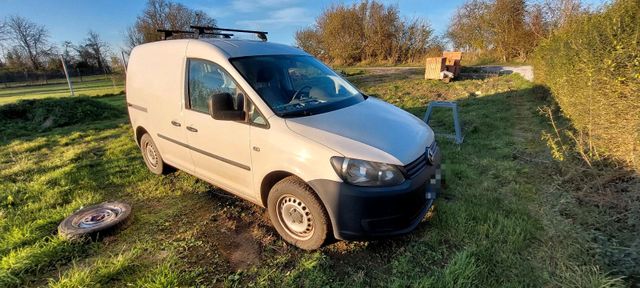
290 86 312 102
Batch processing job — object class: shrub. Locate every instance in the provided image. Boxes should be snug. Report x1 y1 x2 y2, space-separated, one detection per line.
533 0 640 170
0 97 124 140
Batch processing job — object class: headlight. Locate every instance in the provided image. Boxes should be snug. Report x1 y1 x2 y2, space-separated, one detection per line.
330 157 405 187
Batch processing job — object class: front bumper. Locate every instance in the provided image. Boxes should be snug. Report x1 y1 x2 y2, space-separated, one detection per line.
308 152 442 240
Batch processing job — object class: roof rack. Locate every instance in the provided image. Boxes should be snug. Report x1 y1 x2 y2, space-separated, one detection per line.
157 28 233 39
158 26 268 41
190 26 233 38
157 29 194 40
190 25 268 41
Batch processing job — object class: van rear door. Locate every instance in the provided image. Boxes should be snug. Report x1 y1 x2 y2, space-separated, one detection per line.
183 58 253 197
128 41 194 173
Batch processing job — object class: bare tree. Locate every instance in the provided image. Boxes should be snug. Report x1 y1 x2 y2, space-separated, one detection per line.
61 41 75 62
0 20 7 65
83 30 110 72
125 0 216 50
5 15 52 70
544 0 584 29
0 20 8 46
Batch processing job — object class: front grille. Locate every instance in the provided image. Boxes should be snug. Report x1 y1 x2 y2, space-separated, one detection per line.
404 153 427 179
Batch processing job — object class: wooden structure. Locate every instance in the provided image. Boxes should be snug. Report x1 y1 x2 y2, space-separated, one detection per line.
424 57 446 80
425 51 463 82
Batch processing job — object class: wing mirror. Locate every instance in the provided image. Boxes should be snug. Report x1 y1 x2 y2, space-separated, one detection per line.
208 92 246 121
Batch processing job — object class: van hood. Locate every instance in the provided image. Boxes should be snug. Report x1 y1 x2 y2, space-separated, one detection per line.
285 97 433 165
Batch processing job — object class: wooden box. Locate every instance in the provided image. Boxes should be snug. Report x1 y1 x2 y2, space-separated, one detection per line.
425 57 446 80
443 51 462 65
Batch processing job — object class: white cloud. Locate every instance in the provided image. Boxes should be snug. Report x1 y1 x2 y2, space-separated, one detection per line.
231 0 301 13
235 7 311 29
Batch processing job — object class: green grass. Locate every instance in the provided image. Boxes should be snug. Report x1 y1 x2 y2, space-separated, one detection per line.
0 75 125 105
0 70 627 287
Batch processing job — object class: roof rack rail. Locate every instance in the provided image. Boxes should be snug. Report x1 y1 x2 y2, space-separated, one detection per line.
190 25 268 41
157 29 194 40
190 26 233 38
157 29 233 39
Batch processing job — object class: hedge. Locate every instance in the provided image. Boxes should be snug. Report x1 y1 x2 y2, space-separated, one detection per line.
533 0 640 169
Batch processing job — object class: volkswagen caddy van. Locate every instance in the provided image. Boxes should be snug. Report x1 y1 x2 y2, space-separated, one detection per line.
126 37 441 250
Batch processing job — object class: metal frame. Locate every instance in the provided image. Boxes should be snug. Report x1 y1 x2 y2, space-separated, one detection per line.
423 101 463 144
157 26 268 41
190 26 268 41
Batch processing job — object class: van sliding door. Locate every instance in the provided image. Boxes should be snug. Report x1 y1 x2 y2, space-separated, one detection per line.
183 58 253 198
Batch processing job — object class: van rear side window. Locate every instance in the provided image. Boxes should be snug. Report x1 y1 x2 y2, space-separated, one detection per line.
188 59 242 113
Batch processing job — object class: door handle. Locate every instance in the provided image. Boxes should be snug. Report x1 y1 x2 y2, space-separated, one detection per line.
171 120 181 127
186 126 198 132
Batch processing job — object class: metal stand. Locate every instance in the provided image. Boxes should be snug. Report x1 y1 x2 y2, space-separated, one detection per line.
423 101 463 144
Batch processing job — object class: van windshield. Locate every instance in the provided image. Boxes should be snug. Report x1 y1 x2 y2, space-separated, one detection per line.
230 55 365 117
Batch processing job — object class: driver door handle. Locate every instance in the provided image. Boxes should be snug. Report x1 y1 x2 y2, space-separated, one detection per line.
186 126 198 132
171 120 181 127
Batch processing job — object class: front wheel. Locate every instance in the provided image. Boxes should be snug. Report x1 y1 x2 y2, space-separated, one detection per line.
267 176 330 250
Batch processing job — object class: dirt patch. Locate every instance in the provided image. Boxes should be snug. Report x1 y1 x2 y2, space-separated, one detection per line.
175 188 271 273
217 223 261 270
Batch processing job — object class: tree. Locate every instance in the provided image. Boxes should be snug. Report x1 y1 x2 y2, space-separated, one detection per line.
447 0 587 62
125 0 216 50
544 0 584 29
4 46 28 70
83 31 110 72
490 0 532 61
447 0 492 53
61 41 75 63
295 0 434 64
295 28 325 59
316 4 365 64
5 15 52 70
0 20 8 47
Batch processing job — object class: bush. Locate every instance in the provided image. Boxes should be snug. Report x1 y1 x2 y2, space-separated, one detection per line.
295 0 440 65
0 97 124 140
533 0 640 170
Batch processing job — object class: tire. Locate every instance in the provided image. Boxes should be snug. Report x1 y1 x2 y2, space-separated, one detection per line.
58 201 132 240
267 176 330 250
139 133 171 175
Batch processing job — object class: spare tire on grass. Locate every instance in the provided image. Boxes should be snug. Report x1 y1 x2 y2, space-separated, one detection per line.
58 201 132 240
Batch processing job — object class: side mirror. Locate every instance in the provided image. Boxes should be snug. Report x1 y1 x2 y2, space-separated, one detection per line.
208 92 246 121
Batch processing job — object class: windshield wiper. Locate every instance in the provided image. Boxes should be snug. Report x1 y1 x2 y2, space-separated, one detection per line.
278 109 314 118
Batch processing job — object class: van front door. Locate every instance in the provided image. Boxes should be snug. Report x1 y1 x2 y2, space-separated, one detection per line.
183 59 253 198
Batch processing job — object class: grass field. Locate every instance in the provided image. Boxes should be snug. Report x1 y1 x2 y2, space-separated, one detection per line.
0 75 125 105
0 70 627 287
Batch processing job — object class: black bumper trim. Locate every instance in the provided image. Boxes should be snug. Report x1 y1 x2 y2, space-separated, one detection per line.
308 151 441 240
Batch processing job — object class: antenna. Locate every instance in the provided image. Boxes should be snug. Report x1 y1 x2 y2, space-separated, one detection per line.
190 25 268 41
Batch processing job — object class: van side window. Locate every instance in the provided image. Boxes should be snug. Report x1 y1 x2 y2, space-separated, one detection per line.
188 59 242 114
247 100 267 127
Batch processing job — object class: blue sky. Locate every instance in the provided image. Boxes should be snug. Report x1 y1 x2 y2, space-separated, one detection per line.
0 0 607 53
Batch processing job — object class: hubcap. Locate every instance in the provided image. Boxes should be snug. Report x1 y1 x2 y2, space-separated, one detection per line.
75 207 121 228
145 143 158 168
276 194 314 240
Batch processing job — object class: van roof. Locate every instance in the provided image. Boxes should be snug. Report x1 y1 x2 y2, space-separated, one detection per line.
136 38 309 59
199 38 307 58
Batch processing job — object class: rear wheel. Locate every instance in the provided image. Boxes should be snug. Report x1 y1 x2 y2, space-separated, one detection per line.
267 176 330 250
139 133 171 175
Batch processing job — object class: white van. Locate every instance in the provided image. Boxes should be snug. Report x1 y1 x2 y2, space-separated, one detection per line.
126 36 441 250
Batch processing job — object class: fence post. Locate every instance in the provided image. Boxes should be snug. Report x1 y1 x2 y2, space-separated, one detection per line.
60 55 75 96
120 51 128 74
